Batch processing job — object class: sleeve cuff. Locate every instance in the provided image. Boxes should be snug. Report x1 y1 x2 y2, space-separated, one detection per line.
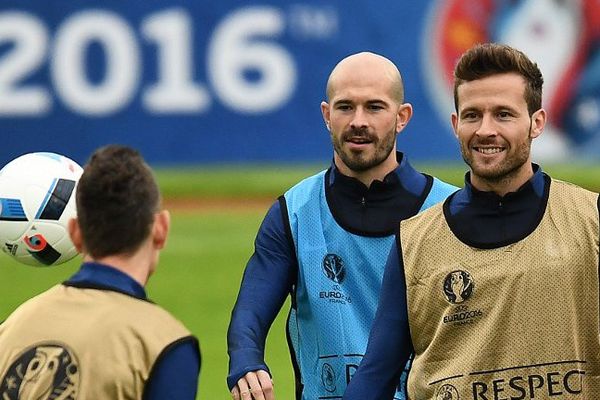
227 348 271 390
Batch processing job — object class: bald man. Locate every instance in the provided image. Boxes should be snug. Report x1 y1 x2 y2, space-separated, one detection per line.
226 52 457 400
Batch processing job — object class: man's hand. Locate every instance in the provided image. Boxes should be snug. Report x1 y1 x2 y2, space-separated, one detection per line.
231 370 275 400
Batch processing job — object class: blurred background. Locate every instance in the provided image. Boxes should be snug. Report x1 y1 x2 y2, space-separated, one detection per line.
3 0 600 166
1 0 600 398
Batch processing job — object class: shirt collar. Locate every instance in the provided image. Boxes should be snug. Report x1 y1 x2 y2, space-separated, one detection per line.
328 151 426 195
462 163 545 202
64 262 147 299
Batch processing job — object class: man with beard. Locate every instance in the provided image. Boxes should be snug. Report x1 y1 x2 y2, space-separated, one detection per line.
343 43 600 400
227 52 457 400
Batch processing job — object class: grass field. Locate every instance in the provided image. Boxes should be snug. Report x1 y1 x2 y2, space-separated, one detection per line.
0 163 598 399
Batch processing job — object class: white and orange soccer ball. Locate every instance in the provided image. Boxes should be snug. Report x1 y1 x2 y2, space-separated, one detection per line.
0 152 83 266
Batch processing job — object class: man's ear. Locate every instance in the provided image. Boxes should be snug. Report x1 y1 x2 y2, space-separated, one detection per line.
321 101 331 131
153 210 170 250
68 218 84 253
530 108 546 139
396 103 413 133
451 113 459 139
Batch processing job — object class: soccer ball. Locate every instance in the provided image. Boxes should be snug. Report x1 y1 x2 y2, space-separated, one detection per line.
0 152 83 267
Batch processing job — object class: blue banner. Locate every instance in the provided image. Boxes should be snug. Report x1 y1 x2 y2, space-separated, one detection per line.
1 0 599 166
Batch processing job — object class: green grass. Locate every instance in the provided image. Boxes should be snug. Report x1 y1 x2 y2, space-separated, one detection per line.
1 163 598 399
155 164 327 199
155 163 600 198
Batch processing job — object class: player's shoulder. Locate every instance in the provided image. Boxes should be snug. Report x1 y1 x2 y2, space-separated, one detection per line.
549 178 598 203
422 177 458 209
430 176 460 194
404 200 445 228
105 293 192 337
287 169 327 192
284 169 327 202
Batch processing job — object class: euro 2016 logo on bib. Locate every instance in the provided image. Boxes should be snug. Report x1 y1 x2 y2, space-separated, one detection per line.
321 363 337 393
436 383 459 399
0 343 80 399
443 270 474 304
323 253 345 284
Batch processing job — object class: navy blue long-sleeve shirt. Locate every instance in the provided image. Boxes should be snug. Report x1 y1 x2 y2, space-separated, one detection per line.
343 165 546 399
65 262 201 399
227 152 440 390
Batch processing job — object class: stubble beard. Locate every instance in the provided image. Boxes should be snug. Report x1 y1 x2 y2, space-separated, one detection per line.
462 136 532 186
332 127 397 172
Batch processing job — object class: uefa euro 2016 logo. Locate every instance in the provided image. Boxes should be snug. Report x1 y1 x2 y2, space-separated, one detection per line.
0 343 80 399
321 363 337 393
443 270 474 304
436 383 459 399
322 253 345 284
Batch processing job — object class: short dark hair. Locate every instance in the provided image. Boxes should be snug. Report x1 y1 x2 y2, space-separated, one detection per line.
453 43 544 115
76 145 160 258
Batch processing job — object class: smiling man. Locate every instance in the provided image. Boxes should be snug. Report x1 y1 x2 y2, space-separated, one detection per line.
226 52 457 400
452 66 545 196
343 43 600 400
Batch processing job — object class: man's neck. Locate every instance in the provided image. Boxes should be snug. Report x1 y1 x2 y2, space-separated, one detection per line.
83 245 153 287
470 163 535 197
334 155 399 188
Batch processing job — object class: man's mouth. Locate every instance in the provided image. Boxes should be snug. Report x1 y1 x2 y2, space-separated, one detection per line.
474 146 504 154
347 137 373 144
